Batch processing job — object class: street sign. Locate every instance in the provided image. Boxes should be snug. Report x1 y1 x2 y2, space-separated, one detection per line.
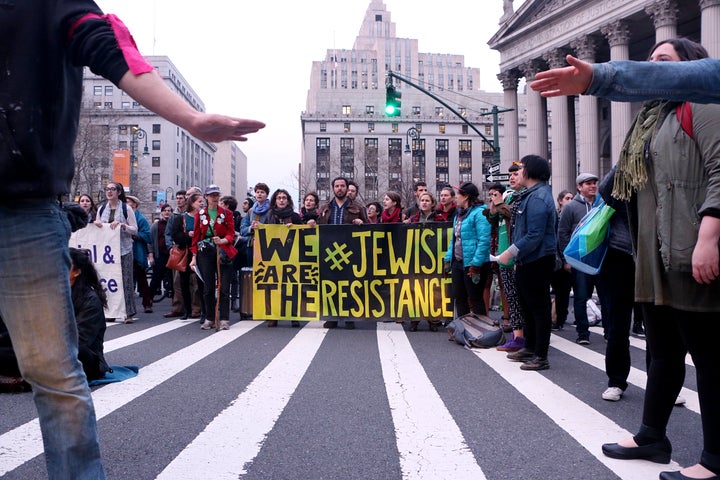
484 174 510 183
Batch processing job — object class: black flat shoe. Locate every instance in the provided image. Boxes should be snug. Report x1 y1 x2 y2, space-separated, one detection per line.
660 471 720 480
602 437 671 464
520 356 549 370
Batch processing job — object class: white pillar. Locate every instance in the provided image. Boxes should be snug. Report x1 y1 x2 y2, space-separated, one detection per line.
571 35 601 180
601 21 632 165
520 60 548 159
497 70 520 171
543 49 575 193
646 0 678 42
701 0 720 58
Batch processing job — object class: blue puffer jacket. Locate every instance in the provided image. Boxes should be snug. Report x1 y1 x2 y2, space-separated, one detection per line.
444 204 491 267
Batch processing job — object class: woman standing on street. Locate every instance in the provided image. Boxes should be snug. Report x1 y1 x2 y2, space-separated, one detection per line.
443 182 491 319
149 204 174 304
95 182 138 323
189 185 237 331
171 192 204 321
495 155 557 371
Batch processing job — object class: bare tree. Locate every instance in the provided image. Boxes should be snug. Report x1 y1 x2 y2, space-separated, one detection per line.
71 116 115 202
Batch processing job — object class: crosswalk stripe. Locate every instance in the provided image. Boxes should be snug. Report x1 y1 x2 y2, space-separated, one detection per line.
155 322 328 480
550 334 700 414
588 326 695 368
0 322 261 476
104 318 190 352
471 347 681 480
377 323 487 480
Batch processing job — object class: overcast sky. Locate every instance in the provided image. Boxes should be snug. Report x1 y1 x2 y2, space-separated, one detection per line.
96 0 527 199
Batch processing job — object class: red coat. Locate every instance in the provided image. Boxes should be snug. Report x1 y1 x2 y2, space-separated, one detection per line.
190 206 237 258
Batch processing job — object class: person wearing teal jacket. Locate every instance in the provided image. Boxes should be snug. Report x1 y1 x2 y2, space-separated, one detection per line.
444 182 492 318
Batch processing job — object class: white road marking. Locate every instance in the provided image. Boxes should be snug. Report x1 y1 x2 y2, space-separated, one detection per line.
377 322 486 480
156 324 328 480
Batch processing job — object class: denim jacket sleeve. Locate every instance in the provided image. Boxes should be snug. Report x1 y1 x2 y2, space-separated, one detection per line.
587 59 720 104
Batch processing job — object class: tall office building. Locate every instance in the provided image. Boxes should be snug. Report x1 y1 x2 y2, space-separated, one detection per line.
77 56 242 217
301 1 528 205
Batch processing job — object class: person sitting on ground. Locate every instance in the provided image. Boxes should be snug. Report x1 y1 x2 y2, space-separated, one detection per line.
1 248 111 388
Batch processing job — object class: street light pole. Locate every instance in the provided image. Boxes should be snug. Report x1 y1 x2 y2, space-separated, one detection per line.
129 126 149 193
404 126 421 155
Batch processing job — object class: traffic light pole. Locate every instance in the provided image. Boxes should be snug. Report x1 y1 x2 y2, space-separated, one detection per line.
387 71 512 167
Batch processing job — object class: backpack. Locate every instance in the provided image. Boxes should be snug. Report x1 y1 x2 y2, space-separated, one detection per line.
98 201 128 220
676 102 693 140
446 313 506 349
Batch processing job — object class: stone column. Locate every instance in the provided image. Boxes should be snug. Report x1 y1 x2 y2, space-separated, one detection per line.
543 49 575 192
700 0 720 58
497 70 520 171
646 0 678 42
571 35 601 179
520 59 548 159
601 21 632 165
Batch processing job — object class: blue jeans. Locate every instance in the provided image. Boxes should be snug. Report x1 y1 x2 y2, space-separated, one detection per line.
572 270 598 340
0 200 104 479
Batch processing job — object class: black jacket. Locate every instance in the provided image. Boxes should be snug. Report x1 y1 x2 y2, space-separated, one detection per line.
0 1 130 199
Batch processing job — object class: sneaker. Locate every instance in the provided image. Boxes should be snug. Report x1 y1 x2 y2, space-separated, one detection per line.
632 322 646 338
219 320 230 330
674 395 686 406
200 320 213 330
124 317 137 324
576 337 591 345
506 348 535 362
520 356 549 371
551 324 564 331
323 321 338 329
496 335 526 352
602 387 624 402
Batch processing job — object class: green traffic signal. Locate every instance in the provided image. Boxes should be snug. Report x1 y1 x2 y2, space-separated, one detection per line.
385 85 401 117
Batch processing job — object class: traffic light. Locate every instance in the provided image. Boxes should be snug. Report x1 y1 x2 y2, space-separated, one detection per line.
385 85 401 117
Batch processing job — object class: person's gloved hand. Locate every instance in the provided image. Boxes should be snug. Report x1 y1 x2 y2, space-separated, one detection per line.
468 265 482 284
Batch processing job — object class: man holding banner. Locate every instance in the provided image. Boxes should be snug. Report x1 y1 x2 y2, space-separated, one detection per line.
317 177 368 329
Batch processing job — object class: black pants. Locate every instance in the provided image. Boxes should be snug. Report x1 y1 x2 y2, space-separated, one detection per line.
550 267 571 326
515 255 554 359
179 254 205 318
149 253 170 298
450 260 490 317
597 248 634 390
640 303 720 471
196 244 234 322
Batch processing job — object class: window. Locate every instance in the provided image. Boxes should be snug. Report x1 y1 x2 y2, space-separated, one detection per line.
364 138 379 200
365 105 374 115
93 101 102 109
392 122 398 133
151 173 161 185
152 140 161 150
439 124 446 134
152 156 160 167
152 124 161 134
412 106 421 115
104 102 113 109
93 86 102 96
121 101 131 109
340 138 354 177
459 107 467 117
344 123 351 133
118 125 128 135
462 125 469 135
118 141 128 149
435 107 444 117
104 86 113 95
342 105 351 115
320 122 327 132
368 122 375 133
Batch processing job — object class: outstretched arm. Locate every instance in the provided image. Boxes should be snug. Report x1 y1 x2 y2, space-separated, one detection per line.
529 55 593 98
118 70 265 143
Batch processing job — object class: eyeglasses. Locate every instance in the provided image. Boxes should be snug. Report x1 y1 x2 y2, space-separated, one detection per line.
105 187 117 191
276 196 288 200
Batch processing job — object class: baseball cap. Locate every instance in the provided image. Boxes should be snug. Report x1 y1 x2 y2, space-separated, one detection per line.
205 184 221 195
453 182 479 197
576 173 599 185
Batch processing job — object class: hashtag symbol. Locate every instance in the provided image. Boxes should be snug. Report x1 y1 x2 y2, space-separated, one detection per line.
324 242 353 271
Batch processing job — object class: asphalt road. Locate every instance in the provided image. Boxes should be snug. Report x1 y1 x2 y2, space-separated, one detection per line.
0 298 701 480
